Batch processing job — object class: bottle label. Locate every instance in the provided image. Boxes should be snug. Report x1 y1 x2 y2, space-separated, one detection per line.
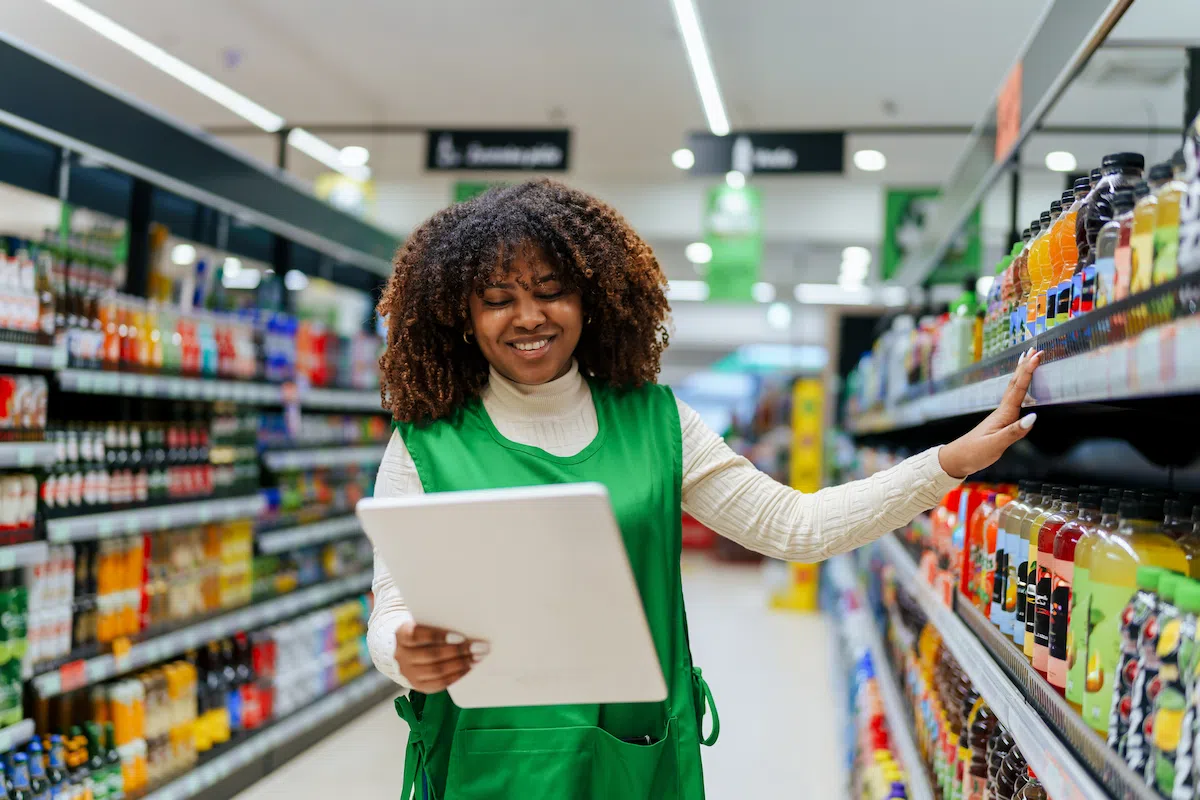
990 540 1007 621
1154 224 1181 284
1148 607 1192 794
1094 256 1116 308
1169 612 1200 797
1117 590 1163 769
1048 561 1073 688
1045 287 1058 329
1080 265 1097 314
1082 579 1138 735
962 772 986 800
1035 293 1047 336
1056 279 1072 324
1034 558 1053 648
1070 273 1084 318
1025 552 1039 640
1015 554 1029 644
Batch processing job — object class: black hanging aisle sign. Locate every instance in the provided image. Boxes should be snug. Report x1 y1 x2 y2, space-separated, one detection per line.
425 129 571 172
686 131 844 175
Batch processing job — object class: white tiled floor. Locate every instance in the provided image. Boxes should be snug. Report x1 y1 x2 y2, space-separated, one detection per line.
235 558 845 799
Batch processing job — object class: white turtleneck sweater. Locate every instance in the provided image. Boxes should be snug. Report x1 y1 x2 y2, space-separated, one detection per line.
367 362 961 687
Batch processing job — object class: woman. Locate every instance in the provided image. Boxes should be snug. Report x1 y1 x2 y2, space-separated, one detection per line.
368 179 1039 799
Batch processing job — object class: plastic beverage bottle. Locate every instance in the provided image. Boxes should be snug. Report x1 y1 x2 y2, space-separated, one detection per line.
1044 193 1073 330
966 491 998 611
1033 205 1059 335
1182 118 1200 274
1094 191 1134 309
1014 770 1045 800
1153 149 1187 285
985 726 1014 799
1071 169 1103 319
1165 498 1200 577
1013 483 1048 650
1051 492 1101 699
1108 565 1166 760
1026 213 1052 339
994 746 1028 800
1067 493 1119 713
1127 570 1183 781
1024 487 1060 665
1132 165 1170 295
1112 191 1136 304
1035 488 1078 676
952 688 982 798
961 698 997 800
1055 178 1091 326
996 482 1034 635
1082 496 1187 734
1162 578 1200 796
1015 224 1038 344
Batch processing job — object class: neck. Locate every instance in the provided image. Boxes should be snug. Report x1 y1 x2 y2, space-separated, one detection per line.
484 359 587 418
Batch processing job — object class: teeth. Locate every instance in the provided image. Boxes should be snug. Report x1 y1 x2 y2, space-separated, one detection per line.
514 339 549 352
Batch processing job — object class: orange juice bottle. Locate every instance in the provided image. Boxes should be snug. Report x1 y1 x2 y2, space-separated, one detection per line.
1015 224 1038 344
1081 494 1188 735
1132 166 1169 295
1036 204 1061 335
1055 177 1090 326
1028 211 1053 338
1045 192 1073 330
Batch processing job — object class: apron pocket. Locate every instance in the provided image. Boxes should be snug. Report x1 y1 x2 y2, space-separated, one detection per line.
446 718 679 800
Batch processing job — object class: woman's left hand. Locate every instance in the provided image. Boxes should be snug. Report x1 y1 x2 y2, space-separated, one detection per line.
937 348 1041 480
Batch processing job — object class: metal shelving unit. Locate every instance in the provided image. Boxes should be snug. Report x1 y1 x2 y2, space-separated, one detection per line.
0 441 58 469
57 369 283 404
878 534 1118 800
0 541 48 571
46 494 265 543
827 556 933 800
262 445 386 472
297 387 383 412
0 720 34 756
0 342 66 371
256 515 362 555
31 570 373 698
140 672 393 800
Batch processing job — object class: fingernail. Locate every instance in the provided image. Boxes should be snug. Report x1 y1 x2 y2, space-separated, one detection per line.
1017 352 1025 366
1025 347 1034 360
1019 413 1037 430
470 642 490 656
445 633 465 645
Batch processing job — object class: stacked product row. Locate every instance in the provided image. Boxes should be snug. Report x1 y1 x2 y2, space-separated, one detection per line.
884 572 1045 799
849 649 912 800
849 112 1200 415
26 593 371 798
887 464 1200 798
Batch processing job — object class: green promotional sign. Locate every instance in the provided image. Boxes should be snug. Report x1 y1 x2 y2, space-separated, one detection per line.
881 188 981 285
453 181 508 204
703 185 762 302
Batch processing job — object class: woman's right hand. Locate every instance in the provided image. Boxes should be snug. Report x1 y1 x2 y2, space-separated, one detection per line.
394 620 489 693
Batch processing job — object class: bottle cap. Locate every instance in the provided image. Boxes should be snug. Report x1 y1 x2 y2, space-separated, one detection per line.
1172 149 1185 171
1079 492 1101 510
1059 487 1079 503
1175 580 1200 614
1090 168 1103 183
1100 496 1120 515
1136 565 1165 591
1040 211 1052 225
1061 190 1075 205
1148 163 1173 183
1022 227 1032 242
1030 220 1042 235
1160 571 1184 604
1101 152 1145 171
1074 176 1092 193
1050 199 1062 214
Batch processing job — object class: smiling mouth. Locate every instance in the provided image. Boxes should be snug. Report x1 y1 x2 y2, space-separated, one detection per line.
508 336 555 354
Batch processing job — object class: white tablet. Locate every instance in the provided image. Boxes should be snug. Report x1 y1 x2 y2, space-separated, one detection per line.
356 482 668 709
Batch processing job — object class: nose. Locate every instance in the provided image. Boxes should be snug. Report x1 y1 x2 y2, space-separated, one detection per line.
512 296 547 331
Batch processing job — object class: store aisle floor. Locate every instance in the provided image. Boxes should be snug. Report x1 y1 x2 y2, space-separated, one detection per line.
235 557 844 799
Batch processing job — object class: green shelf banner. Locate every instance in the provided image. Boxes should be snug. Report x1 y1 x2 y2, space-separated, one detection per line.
882 188 981 285
703 185 762 302
453 181 509 204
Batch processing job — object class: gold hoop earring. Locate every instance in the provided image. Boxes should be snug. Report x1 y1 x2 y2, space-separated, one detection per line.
463 331 472 343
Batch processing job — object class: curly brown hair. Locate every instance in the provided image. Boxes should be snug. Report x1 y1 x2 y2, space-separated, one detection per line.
377 179 670 423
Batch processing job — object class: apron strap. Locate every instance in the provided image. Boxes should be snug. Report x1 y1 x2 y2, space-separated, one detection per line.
395 694 436 800
691 667 720 747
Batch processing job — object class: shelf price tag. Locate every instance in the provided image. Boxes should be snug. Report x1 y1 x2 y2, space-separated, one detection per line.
97 519 115 538
15 347 32 368
16 448 34 469
59 660 87 693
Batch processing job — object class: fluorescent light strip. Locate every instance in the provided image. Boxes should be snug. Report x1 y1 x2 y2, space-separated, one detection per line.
669 0 730 136
285 129 368 180
39 0 285 132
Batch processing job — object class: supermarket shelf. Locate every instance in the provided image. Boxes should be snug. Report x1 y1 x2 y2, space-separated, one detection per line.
877 534 1111 800
297 387 382 412
262 445 386 472
0 719 34 756
0 541 48 570
955 592 1158 800
851 310 1200 435
0 342 66 371
46 494 265 543
140 671 393 800
31 569 373 698
57 369 282 404
0 441 58 468
256 515 362 555
827 556 933 800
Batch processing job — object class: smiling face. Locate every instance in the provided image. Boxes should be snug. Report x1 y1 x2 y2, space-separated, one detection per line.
466 247 583 385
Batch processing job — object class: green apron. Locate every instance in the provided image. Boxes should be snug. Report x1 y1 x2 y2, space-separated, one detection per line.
392 380 718 799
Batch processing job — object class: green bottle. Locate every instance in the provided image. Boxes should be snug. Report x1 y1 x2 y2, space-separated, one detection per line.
102 723 123 800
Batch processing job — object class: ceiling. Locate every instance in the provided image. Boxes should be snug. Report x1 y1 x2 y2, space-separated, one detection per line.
1 0 1196 383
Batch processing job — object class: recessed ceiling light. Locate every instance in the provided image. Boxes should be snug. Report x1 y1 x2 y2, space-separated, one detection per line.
1045 151 1077 172
284 269 310 291
751 282 776 303
339 146 370 168
223 256 242 276
170 244 196 266
766 302 792 331
223 266 262 290
841 246 872 270
685 242 713 264
672 148 696 170
852 149 887 172
976 275 996 297
667 280 710 302
725 170 746 189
